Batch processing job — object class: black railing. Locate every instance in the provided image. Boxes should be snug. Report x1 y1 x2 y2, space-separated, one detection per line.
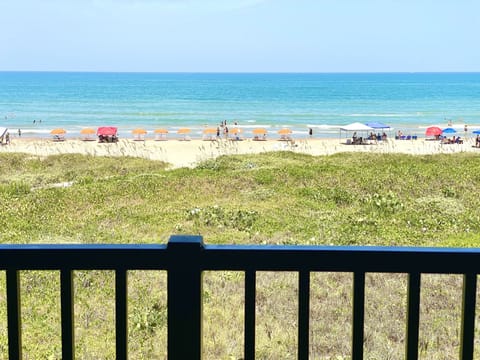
1 235 479 359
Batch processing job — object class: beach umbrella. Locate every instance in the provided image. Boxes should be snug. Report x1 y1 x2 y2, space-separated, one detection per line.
202 127 217 140
252 128 267 141
80 127 95 141
97 127 118 143
132 128 147 141
50 128 66 142
97 127 118 136
278 128 292 140
80 128 95 135
252 128 267 135
203 128 217 135
154 128 168 141
50 128 66 135
177 127 191 140
425 126 442 136
132 128 147 135
472 130 480 135
154 128 169 134
230 127 243 140
278 128 292 135
442 127 457 134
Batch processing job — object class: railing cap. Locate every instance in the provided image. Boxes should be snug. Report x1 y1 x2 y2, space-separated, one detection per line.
167 235 205 250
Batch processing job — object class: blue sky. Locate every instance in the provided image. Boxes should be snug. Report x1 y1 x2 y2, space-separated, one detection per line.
1 0 479 72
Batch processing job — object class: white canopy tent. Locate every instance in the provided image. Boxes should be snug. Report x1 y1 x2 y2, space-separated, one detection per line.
339 122 374 144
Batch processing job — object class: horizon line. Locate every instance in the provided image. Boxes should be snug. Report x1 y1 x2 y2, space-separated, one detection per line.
1 70 480 75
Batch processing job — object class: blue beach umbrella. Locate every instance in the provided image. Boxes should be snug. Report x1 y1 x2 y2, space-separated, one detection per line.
473 130 480 135
442 127 457 134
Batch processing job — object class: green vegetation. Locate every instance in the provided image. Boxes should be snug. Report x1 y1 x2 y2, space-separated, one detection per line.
1 152 480 358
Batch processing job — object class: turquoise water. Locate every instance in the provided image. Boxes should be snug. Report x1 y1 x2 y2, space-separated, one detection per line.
1 72 480 139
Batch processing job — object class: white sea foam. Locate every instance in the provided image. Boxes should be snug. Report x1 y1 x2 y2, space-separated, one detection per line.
345 113 409 118
19 128 52 134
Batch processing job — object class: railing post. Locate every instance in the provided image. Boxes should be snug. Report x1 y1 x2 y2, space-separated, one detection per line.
60 270 75 360
406 272 421 360
167 235 204 360
6 270 22 360
352 271 365 360
460 273 477 360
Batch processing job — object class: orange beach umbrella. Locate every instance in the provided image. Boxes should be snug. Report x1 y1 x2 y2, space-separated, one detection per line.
50 128 66 135
177 128 191 134
154 128 169 134
132 128 147 135
230 128 242 134
80 128 95 135
278 128 292 135
252 128 267 135
203 128 217 135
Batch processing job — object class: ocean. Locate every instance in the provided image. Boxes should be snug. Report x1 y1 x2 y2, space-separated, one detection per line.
1 72 480 139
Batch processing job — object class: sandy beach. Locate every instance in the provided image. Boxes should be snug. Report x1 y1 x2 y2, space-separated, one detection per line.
1 137 479 169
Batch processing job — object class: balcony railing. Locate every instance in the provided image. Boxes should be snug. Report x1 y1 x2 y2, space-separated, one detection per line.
1 235 479 359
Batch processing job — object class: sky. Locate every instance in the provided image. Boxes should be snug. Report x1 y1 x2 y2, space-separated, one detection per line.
1 0 479 72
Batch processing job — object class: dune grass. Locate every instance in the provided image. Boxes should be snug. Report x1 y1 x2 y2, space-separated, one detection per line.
1 151 480 358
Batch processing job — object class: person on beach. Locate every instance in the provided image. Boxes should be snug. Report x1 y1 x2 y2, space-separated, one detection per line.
309 128 313 137
216 127 220 138
5 132 10 145
18 129 21 137
224 126 229 139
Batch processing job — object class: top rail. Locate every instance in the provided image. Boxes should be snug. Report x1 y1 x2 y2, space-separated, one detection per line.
1 241 480 273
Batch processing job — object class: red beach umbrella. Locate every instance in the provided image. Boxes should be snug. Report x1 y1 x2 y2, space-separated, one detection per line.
425 126 442 136
97 127 118 136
